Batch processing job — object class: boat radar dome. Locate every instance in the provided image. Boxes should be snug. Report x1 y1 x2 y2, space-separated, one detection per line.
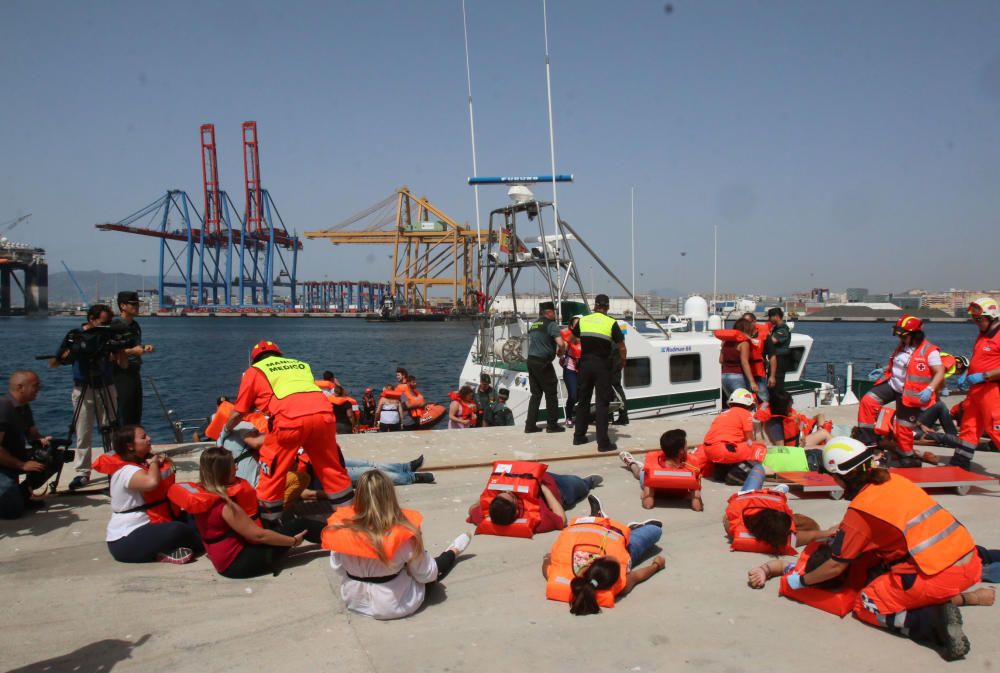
507 185 535 204
683 296 709 322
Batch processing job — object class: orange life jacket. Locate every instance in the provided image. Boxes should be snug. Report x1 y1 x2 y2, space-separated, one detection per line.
447 391 477 423
778 541 880 617
545 516 631 608
329 395 357 407
875 340 940 409
380 389 403 400
204 400 236 441
714 329 765 378
315 379 335 391
475 461 547 538
321 506 423 559
559 327 582 359
92 453 177 524
402 387 426 417
874 406 896 437
642 452 700 492
725 489 798 556
848 473 975 575
167 479 261 536
755 403 801 446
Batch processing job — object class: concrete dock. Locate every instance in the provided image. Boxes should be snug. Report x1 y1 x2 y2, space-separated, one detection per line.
3 402 998 673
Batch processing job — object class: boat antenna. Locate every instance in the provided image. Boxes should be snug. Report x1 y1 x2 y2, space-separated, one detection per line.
630 187 636 319
461 0 483 297
712 223 718 316
542 0 563 319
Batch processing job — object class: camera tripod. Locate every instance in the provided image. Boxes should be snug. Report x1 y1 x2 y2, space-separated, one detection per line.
48 376 120 494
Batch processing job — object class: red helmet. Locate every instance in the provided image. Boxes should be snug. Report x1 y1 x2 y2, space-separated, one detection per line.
892 315 923 337
250 340 282 361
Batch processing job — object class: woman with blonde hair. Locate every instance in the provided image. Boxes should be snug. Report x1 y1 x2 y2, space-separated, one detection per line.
322 470 470 619
184 447 306 578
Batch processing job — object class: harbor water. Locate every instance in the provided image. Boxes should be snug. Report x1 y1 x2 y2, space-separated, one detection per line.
0 316 980 442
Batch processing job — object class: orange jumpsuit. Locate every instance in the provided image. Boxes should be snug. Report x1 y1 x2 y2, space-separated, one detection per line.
953 322 1000 468
233 356 353 523
687 406 767 477
830 474 978 630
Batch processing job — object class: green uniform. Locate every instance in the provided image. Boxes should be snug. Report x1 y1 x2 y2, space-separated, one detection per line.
527 318 561 360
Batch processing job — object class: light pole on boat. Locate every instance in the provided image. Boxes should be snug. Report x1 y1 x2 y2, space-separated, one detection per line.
630 187 636 320
712 224 718 316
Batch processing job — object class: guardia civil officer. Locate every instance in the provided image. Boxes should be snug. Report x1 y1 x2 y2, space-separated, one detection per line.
573 295 626 452
525 301 567 433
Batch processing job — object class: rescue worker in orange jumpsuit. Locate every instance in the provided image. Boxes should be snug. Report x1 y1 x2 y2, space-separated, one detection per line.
950 297 1000 470
686 388 768 485
857 316 945 462
789 437 983 661
223 341 353 526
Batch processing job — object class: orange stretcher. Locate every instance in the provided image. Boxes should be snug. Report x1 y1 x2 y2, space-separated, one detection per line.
775 466 999 500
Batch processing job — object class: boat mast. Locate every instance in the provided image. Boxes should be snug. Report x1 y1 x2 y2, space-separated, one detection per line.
630 187 636 318
461 0 483 297
542 0 563 320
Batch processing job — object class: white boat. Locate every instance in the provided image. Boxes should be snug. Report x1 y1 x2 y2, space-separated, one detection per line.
458 181 837 426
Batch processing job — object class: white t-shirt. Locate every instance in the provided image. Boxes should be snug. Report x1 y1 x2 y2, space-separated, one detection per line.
106 465 150 542
329 538 438 620
889 346 942 393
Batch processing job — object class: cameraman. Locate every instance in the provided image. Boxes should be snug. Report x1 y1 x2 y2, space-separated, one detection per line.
52 304 126 491
113 291 154 425
0 371 51 518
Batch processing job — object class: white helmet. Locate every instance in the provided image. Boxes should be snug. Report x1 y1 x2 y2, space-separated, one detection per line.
728 388 755 408
823 436 874 475
969 297 999 320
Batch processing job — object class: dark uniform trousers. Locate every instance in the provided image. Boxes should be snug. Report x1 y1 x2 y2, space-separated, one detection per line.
114 367 143 426
574 355 613 448
526 356 560 429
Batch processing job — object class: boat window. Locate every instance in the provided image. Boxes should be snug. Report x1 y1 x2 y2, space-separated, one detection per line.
624 357 651 388
787 347 805 372
670 354 701 383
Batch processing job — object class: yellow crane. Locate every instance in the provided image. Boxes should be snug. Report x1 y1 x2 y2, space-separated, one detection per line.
304 187 489 309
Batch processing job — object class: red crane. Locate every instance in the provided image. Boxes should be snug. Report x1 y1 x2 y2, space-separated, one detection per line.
242 121 264 234
200 124 223 237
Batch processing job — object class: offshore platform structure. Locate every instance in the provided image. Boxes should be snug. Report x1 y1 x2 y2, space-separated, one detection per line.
96 122 299 309
304 187 487 311
0 214 47 316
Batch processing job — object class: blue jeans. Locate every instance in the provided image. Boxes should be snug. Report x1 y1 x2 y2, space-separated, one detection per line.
345 459 414 486
551 473 592 508
917 401 956 436
0 471 27 519
627 524 662 565
721 373 750 403
741 463 766 492
755 377 769 403
562 368 578 422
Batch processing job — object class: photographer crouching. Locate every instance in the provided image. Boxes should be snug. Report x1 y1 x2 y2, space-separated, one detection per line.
0 371 54 518
50 303 130 491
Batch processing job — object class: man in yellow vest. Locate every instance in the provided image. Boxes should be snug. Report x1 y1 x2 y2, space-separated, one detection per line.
572 295 627 451
224 340 353 526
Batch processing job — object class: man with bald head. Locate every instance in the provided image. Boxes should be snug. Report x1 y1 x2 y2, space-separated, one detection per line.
0 371 51 518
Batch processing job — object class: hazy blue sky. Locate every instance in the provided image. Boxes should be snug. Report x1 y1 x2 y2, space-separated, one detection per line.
2 1 998 297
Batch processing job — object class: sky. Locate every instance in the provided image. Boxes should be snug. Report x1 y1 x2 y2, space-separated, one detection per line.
2 0 999 297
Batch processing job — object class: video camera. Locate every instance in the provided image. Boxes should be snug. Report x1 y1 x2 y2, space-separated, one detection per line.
25 438 74 490
63 323 133 360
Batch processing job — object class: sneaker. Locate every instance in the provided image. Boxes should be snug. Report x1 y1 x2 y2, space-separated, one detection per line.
772 483 790 494
156 547 194 565
938 604 971 661
619 451 638 469
587 494 604 517
585 474 604 489
597 443 618 453
409 454 425 471
628 519 663 529
564 419 574 428
68 475 90 491
921 451 940 465
413 472 435 484
448 532 471 555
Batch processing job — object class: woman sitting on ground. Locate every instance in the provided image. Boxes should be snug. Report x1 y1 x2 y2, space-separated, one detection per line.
322 469 470 620
102 425 202 564
191 447 308 579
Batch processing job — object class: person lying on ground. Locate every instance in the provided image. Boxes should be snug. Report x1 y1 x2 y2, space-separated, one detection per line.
619 428 703 511
466 467 604 533
542 494 665 615
322 469 471 620
756 389 831 449
184 447 309 579
100 425 202 565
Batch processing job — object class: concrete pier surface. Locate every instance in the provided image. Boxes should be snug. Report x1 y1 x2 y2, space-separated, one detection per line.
3 402 998 673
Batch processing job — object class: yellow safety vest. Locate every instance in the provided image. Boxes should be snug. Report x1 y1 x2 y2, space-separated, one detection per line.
577 312 617 342
252 356 321 399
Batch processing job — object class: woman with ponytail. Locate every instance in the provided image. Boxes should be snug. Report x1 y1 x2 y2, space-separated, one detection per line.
544 500 665 615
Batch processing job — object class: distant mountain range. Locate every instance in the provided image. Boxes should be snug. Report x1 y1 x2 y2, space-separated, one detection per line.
47 271 162 306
